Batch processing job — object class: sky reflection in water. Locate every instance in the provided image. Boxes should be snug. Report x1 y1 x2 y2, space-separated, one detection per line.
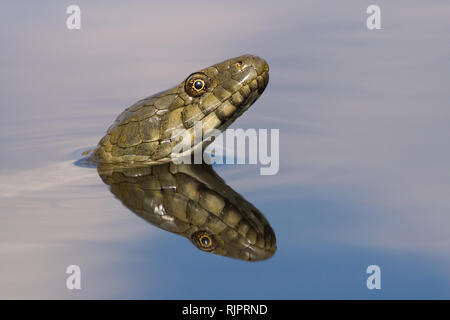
0 0 450 298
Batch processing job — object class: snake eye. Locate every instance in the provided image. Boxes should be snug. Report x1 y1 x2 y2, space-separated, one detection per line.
191 230 216 251
199 234 211 246
193 80 205 91
185 73 210 97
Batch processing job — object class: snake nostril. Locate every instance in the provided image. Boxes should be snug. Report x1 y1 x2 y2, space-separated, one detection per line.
234 60 244 70
252 56 269 75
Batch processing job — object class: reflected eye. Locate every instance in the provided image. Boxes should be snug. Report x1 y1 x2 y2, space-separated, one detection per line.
192 231 216 251
185 73 210 97
199 234 211 246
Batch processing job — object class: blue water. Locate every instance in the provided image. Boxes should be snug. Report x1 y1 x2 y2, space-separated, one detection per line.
1 0 449 299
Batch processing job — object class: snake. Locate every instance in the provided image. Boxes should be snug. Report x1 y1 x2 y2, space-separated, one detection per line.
98 162 276 261
89 54 269 164
84 55 274 261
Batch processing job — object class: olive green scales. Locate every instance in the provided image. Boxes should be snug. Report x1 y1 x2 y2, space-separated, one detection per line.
87 55 275 261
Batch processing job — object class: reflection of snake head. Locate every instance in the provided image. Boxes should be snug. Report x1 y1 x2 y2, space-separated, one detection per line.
92 55 269 165
190 222 276 261
98 162 276 261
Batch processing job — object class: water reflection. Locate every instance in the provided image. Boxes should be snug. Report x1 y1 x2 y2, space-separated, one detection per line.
97 162 276 261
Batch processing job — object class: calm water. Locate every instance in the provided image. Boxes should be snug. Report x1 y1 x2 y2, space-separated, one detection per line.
1 0 450 299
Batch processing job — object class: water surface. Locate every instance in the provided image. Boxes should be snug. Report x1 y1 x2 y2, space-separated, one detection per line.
1 0 450 299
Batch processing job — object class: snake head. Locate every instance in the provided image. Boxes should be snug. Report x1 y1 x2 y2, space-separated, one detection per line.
189 217 277 262
181 54 270 124
93 54 269 165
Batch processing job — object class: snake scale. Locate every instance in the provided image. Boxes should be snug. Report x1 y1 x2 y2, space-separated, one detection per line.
87 55 275 261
